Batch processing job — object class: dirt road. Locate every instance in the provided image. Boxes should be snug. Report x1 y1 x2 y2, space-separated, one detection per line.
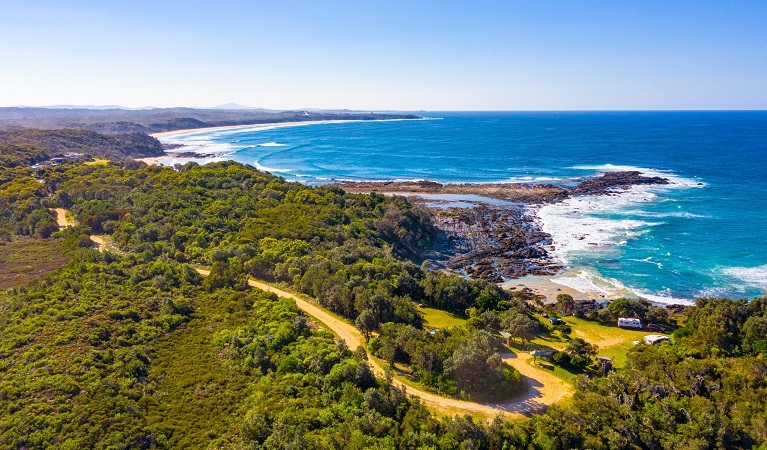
89 235 106 251
500 353 573 412
54 208 106 251
195 268 573 419
52 208 572 417
53 208 75 228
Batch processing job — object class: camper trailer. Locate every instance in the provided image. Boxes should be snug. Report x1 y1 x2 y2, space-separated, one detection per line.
644 335 671 345
618 318 642 329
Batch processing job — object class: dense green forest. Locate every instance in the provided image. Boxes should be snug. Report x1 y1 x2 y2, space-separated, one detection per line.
0 129 164 163
0 129 158 240
45 160 529 401
1 140 767 449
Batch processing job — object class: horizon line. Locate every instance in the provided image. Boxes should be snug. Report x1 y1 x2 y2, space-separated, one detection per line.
1 105 766 113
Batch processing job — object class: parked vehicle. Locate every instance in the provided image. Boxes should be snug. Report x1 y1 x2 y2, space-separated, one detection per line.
618 317 642 329
647 323 666 333
549 317 565 325
644 334 671 345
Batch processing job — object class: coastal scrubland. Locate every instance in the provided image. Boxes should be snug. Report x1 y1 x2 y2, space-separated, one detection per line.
0 238 70 290
1 129 766 448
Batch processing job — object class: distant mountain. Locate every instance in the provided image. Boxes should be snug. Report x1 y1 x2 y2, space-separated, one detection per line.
40 104 158 110
212 103 275 111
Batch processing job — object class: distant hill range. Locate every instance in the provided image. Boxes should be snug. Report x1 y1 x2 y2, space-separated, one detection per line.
0 107 421 134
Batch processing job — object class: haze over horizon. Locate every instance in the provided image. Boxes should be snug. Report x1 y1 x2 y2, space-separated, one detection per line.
2 0 765 111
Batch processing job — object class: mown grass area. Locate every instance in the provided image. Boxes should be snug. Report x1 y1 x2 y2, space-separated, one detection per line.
84 158 109 165
146 293 256 448
0 238 70 290
529 313 661 368
540 361 580 384
597 340 642 368
419 306 467 329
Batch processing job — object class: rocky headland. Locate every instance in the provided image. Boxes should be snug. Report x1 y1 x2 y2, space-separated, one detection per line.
334 171 671 282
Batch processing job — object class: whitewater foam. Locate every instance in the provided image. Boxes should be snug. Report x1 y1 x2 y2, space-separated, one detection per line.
534 191 665 261
162 132 239 156
533 163 706 265
631 288 694 305
551 268 694 305
254 161 291 173
570 164 706 188
721 265 767 290
551 269 633 298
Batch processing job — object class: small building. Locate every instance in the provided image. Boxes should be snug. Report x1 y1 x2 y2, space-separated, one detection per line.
618 317 642 329
596 356 613 373
499 331 512 345
643 335 671 346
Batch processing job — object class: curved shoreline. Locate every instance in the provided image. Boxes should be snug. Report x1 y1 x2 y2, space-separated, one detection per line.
144 122 707 305
149 117 426 139
339 175 698 306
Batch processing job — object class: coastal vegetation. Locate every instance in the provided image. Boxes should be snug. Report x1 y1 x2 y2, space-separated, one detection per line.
48 160 532 401
0 107 419 134
1 131 766 448
0 129 165 162
0 237 70 290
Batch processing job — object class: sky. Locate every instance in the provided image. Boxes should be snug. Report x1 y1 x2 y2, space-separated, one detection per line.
1 1 765 110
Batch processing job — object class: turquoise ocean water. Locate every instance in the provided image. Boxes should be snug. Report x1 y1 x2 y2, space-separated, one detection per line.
157 112 767 304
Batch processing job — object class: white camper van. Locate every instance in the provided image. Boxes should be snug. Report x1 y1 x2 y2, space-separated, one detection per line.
618 317 642 329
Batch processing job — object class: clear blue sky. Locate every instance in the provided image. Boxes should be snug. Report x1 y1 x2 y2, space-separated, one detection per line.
1 1 765 110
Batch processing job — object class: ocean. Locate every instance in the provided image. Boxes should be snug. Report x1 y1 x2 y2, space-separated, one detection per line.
156 111 767 304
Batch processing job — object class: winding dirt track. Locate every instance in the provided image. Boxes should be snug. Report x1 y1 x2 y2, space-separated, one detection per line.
53 208 106 251
54 204 572 416
53 208 74 228
195 268 573 418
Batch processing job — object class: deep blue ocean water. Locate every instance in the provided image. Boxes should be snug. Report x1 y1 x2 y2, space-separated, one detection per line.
158 112 767 304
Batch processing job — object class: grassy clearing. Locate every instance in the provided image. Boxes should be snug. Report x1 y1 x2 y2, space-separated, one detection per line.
0 238 70 290
566 316 649 344
539 362 580 385
597 340 641 368
529 314 661 368
85 158 109 165
146 294 255 448
419 306 467 329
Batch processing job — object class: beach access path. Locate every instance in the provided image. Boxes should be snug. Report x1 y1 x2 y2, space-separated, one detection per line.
195 268 573 419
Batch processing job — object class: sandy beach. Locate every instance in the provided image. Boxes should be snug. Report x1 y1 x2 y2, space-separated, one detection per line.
141 118 421 165
135 156 166 165
503 274 596 304
149 118 417 139
501 265 640 304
